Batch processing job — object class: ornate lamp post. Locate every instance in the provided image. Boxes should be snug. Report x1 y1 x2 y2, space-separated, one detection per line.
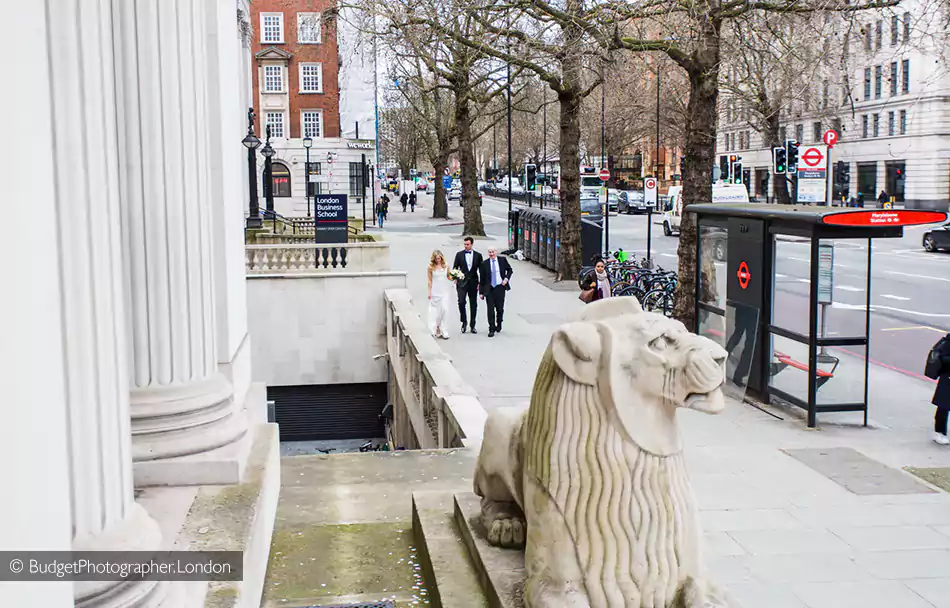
242 108 262 228
303 135 313 217
261 125 275 215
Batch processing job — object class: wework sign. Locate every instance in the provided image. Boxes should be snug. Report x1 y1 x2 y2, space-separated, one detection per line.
346 141 374 149
314 194 348 244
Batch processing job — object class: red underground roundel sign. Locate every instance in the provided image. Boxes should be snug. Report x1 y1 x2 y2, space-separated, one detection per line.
821 210 948 227
737 261 751 290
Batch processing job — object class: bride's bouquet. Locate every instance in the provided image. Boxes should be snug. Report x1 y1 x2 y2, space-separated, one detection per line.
449 268 466 282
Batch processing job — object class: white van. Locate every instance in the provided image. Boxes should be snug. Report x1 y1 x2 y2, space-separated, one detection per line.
662 182 750 236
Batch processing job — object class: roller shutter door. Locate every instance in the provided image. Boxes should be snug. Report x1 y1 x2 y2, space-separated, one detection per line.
267 383 387 441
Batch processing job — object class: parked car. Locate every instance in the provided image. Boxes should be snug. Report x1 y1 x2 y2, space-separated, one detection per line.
923 223 950 252
448 187 461 202
416 180 428 190
618 191 650 215
606 191 620 213
580 191 603 223
477 180 488 191
426 180 435 195
509 182 526 195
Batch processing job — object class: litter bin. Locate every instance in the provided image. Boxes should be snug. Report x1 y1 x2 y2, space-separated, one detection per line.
538 216 549 268
581 218 604 266
516 211 526 252
530 212 540 262
553 221 561 273
522 210 535 262
546 217 557 269
508 208 520 250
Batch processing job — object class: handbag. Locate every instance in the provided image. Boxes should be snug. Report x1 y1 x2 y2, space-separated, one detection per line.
579 288 596 303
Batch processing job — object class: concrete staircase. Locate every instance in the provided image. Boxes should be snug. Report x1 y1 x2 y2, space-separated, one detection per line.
412 492 526 608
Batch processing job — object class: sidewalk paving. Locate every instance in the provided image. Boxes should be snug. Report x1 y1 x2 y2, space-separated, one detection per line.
376 208 950 608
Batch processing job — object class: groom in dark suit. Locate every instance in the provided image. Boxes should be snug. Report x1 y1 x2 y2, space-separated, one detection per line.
479 247 513 338
453 236 483 334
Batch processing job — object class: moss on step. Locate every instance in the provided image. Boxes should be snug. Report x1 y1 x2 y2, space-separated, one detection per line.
263 522 430 606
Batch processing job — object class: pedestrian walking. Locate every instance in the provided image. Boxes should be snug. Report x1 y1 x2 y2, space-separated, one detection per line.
409 191 417 212
579 258 612 303
401 192 408 212
375 197 386 229
453 237 483 334
927 334 950 444
382 194 390 220
878 190 889 206
479 248 513 338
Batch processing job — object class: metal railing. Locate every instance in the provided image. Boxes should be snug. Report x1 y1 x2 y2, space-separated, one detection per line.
482 187 560 209
245 210 360 239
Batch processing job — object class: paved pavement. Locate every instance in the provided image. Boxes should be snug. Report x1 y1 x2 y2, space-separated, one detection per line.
374 198 950 608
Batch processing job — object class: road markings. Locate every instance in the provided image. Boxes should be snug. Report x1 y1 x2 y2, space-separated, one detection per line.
837 285 864 292
883 270 950 283
881 326 946 333
797 278 810 283
659 253 677 258
880 294 911 301
789 256 810 262
775 273 788 278
833 302 950 318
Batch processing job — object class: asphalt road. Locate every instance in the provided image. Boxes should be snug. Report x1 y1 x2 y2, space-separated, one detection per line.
473 193 949 378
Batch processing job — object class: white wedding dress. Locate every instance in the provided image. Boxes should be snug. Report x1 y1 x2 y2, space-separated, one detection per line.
428 266 453 338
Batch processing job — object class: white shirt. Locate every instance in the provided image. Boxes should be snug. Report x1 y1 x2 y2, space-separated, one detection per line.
491 258 501 287
464 250 473 270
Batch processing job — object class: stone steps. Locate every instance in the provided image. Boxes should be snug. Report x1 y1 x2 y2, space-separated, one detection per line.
412 491 490 607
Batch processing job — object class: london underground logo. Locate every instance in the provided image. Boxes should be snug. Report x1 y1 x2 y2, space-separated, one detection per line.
737 261 751 289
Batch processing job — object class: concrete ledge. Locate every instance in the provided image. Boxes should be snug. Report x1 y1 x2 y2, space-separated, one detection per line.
412 492 489 608
453 493 525 608
176 423 281 608
246 270 408 280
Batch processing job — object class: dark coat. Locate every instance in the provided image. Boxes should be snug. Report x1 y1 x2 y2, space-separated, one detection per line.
583 276 610 301
933 334 950 409
479 256 513 294
453 250 483 290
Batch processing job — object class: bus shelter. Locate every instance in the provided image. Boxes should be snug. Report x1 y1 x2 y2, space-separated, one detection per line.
687 204 948 427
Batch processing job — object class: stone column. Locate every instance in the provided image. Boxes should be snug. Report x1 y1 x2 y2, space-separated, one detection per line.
113 0 247 477
46 1 167 605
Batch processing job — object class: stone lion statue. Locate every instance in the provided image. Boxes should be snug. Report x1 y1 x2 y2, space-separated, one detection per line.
473 297 729 607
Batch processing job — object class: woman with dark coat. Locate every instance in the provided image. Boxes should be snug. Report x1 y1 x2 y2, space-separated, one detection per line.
400 192 409 211
932 334 950 444
581 258 612 303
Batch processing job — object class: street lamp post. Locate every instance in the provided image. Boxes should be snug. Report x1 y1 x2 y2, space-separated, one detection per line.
261 125 275 215
303 136 313 218
242 107 262 228
602 65 609 254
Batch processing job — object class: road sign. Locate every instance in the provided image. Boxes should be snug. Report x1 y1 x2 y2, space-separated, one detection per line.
801 146 825 168
737 261 751 290
644 177 658 207
598 168 610 182
823 129 839 147
442 175 452 190
818 243 835 304
797 144 828 203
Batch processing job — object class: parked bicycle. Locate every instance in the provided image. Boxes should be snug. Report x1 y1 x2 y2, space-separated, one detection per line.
577 257 677 318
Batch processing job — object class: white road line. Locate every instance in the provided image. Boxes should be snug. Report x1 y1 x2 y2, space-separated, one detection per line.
880 294 911 301
833 302 950 318
775 273 788 278
789 256 810 262
836 285 864 292
797 278 810 283
883 270 950 284
659 253 677 258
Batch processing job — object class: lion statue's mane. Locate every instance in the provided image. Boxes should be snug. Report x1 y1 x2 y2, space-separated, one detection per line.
473 298 730 607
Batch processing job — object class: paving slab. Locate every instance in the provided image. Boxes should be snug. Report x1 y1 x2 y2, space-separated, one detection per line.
783 447 935 495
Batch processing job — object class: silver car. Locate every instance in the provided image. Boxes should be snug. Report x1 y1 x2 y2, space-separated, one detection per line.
580 192 603 223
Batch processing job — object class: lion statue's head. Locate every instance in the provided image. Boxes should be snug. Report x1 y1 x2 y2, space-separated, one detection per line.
531 297 727 457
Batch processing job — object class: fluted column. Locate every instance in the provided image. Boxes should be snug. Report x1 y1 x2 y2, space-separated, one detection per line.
113 0 247 465
47 1 166 606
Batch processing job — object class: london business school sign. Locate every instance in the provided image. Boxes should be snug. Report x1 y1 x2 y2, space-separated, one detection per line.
314 194 348 244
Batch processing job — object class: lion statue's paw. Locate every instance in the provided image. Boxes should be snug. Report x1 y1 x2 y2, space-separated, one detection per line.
485 513 526 548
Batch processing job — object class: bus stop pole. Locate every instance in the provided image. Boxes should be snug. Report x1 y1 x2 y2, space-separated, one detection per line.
646 205 653 264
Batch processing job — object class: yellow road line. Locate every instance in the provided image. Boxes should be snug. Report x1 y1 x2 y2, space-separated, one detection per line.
881 326 946 333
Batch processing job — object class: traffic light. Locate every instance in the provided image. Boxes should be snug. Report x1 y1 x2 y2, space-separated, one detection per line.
785 140 800 174
728 155 739 183
836 160 850 184
524 163 537 191
772 147 787 175
679 156 685 175
733 161 743 185
719 156 729 182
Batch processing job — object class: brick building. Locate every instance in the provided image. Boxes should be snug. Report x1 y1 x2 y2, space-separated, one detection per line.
250 0 377 217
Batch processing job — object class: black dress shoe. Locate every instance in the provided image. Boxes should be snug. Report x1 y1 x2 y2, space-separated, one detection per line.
488 330 495 338
495 325 502 333
470 327 478 334
461 324 467 334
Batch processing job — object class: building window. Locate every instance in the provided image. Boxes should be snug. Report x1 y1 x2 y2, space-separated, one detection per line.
903 12 911 42
265 112 284 139
900 110 907 134
864 25 871 51
263 65 283 93
862 115 869 138
891 15 899 45
306 162 323 196
901 59 910 93
299 63 323 93
302 111 322 138
744 130 750 150
723 134 729 151
875 21 882 50
297 12 322 44
822 80 829 108
888 111 895 136
864 68 871 100
270 162 291 197
349 162 367 198
873 113 880 137
890 62 899 96
832 118 842 139
779 126 787 142
874 65 882 98
795 123 804 143
730 132 735 150
813 122 822 142
260 13 284 44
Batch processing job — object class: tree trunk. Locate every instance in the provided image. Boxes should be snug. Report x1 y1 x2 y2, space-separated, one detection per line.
556 89 583 280
673 23 721 331
765 113 792 204
432 155 449 219
456 90 486 236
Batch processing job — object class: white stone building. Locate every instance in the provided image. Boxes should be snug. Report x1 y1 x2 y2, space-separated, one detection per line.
717 6 950 209
3 2 278 606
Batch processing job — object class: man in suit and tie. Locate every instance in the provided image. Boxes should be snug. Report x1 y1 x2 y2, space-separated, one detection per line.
453 236 483 334
479 247 513 338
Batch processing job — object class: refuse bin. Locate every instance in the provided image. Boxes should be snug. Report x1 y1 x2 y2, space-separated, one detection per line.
530 212 540 262
516 210 526 252
553 221 561 273
581 218 603 266
508 208 520 250
522 210 534 262
538 216 549 268
546 217 557 269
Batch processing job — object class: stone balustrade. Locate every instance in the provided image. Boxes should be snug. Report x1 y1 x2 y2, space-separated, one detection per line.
384 289 487 450
245 242 390 274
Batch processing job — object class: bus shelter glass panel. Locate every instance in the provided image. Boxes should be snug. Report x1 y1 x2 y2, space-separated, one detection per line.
699 302 758 404
771 236 812 336
769 334 812 406
698 223 728 311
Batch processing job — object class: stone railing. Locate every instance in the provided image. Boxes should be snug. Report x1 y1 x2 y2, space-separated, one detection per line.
385 289 487 450
245 242 390 274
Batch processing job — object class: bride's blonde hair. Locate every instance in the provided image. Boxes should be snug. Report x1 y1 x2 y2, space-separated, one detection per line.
429 250 446 268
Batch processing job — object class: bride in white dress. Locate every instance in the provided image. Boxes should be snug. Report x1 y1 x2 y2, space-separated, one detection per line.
427 250 453 339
